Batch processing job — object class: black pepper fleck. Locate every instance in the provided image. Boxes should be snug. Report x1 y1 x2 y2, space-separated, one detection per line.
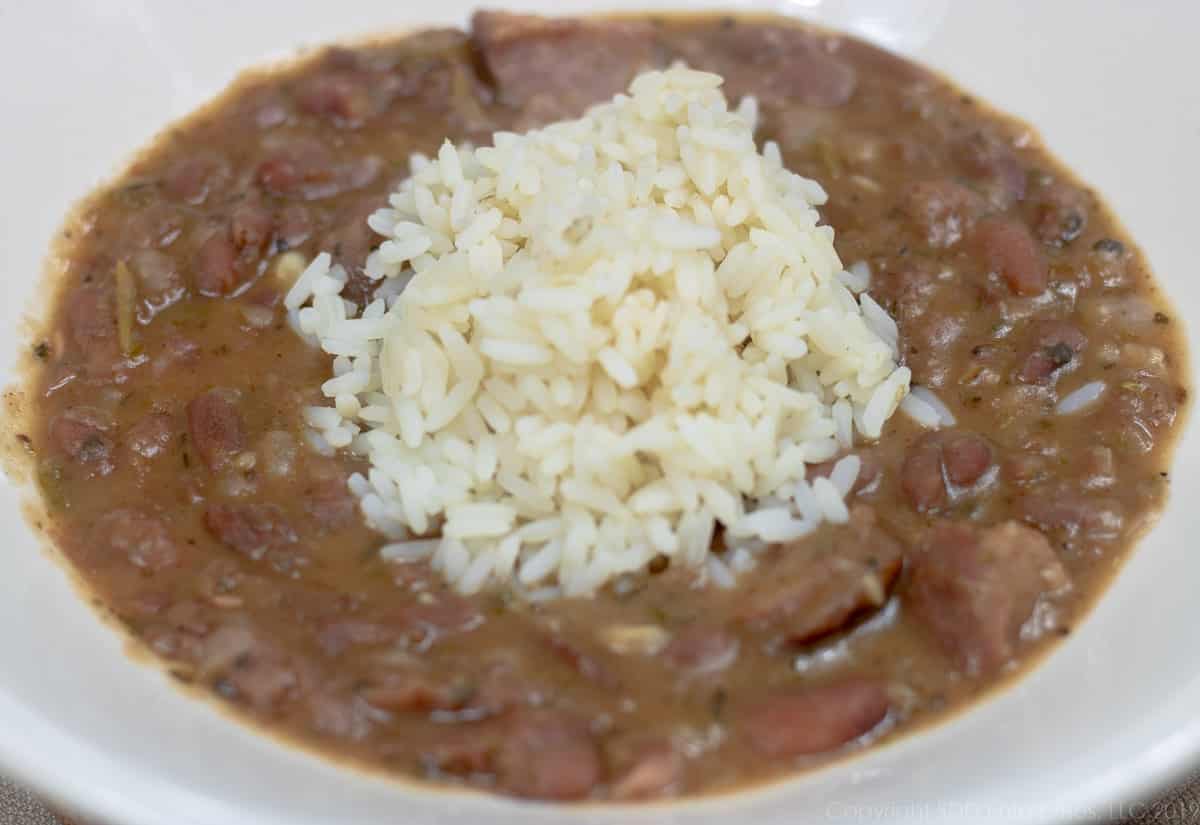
711 687 728 721
1046 342 1075 368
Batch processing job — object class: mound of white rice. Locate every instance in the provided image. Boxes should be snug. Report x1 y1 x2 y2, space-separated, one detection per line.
286 66 910 597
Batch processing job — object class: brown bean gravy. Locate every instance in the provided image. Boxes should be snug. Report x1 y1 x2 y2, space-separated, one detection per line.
9 10 1188 802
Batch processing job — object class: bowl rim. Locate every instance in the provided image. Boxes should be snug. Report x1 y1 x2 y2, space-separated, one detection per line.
2 2 1200 824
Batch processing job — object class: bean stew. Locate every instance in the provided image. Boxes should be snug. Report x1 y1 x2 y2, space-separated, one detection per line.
4 10 1188 802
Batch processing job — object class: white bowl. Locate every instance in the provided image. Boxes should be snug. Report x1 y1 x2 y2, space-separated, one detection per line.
1 1 1198 823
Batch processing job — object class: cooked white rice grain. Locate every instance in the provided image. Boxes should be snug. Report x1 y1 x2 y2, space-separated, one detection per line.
811 476 850 524
380 539 439 563
901 385 957 429
828 454 862 497
1056 381 1107 415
